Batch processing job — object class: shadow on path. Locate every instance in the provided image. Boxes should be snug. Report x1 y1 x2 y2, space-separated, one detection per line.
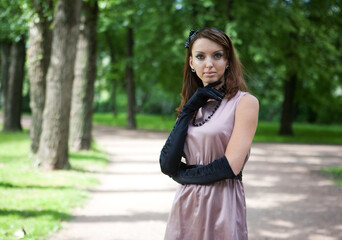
245 143 342 240
41 124 342 240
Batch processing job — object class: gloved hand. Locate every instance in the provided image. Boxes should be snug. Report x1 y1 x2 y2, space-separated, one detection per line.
181 81 224 115
159 80 224 177
172 156 242 185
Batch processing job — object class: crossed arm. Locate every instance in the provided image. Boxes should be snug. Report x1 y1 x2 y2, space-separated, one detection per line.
159 92 259 185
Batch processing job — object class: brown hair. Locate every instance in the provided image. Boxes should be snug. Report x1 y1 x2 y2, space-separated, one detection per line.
177 27 247 115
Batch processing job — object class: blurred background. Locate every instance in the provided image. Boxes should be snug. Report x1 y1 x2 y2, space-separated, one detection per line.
0 0 341 239
0 0 341 167
1 0 341 131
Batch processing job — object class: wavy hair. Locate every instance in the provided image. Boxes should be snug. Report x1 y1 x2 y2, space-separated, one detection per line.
177 27 247 115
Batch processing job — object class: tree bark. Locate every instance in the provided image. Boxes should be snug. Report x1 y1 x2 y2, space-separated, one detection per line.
125 27 136 129
105 31 118 116
36 0 81 170
279 73 297 135
70 0 98 151
0 42 11 111
27 1 53 153
279 23 298 136
226 0 233 21
2 37 26 132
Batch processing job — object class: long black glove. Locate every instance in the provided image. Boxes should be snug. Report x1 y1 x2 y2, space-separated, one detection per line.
172 156 242 185
159 81 224 177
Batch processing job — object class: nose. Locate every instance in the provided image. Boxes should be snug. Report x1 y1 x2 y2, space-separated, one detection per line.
205 58 213 68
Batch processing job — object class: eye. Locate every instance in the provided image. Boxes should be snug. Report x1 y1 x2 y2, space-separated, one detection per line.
195 54 205 60
214 53 223 59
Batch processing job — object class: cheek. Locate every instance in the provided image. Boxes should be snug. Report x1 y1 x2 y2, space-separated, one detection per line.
217 60 227 69
193 58 202 67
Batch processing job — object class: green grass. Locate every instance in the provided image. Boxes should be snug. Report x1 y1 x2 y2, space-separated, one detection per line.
93 112 176 131
0 129 108 240
322 167 342 185
254 122 342 144
93 113 342 144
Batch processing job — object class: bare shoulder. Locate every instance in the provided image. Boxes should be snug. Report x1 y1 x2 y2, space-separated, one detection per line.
237 94 259 112
234 93 259 131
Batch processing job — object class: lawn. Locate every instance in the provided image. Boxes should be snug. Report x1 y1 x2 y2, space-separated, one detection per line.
322 167 342 185
254 122 342 144
93 112 176 131
0 129 108 240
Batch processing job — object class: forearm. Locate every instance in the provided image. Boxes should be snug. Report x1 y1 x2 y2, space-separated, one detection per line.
172 156 241 185
159 80 224 177
159 113 191 176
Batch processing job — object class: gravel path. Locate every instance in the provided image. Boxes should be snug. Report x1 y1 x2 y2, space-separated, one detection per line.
47 125 342 240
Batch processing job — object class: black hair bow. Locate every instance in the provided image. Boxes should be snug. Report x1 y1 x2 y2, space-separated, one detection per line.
185 29 199 48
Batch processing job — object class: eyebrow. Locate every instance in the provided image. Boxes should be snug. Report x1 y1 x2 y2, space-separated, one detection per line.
194 50 224 53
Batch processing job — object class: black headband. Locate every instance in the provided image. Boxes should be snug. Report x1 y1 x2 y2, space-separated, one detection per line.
184 27 230 48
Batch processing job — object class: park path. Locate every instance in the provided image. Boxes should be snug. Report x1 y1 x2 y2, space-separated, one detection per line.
44 125 342 240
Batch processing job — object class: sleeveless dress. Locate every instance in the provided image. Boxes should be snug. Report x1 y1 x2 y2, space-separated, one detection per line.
164 91 249 240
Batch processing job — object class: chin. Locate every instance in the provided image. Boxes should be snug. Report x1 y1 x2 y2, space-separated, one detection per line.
203 79 219 85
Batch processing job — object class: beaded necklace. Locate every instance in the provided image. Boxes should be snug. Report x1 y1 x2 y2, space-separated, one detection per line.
192 100 222 127
192 86 226 127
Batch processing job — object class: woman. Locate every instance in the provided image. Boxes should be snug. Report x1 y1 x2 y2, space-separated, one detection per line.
160 27 259 240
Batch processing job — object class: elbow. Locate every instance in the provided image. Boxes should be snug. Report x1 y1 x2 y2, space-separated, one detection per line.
159 160 175 176
159 154 177 176
224 155 243 176
159 144 180 176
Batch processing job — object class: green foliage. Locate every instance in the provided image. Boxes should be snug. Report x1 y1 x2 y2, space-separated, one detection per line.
94 0 342 125
254 122 342 144
233 0 342 124
0 0 28 42
96 0 187 113
2 0 341 126
0 130 108 239
322 167 342 185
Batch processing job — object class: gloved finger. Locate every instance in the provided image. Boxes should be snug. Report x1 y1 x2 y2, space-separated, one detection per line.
206 88 224 101
205 80 222 89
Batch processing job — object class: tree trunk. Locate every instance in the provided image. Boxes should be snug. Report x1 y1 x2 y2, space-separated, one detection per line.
226 0 233 21
125 27 136 129
279 73 297 135
70 0 98 151
27 1 53 153
2 37 26 132
36 0 81 170
0 42 11 111
105 31 118 116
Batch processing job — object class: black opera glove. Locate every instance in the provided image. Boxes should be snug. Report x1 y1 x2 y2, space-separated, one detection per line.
172 156 242 185
159 81 224 177
181 81 224 114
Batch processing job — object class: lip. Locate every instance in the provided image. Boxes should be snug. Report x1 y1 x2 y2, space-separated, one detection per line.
204 72 216 77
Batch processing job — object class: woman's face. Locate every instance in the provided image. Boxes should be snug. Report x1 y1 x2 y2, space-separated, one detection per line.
190 38 228 86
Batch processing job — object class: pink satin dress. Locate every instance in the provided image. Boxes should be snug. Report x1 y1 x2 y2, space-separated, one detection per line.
164 91 249 240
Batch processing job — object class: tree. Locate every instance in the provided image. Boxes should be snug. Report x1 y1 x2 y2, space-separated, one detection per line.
0 42 11 111
2 36 26 131
36 0 81 169
274 0 342 134
70 0 98 151
125 26 136 129
122 0 136 129
0 0 27 132
94 0 341 127
229 0 342 134
27 0 53 153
